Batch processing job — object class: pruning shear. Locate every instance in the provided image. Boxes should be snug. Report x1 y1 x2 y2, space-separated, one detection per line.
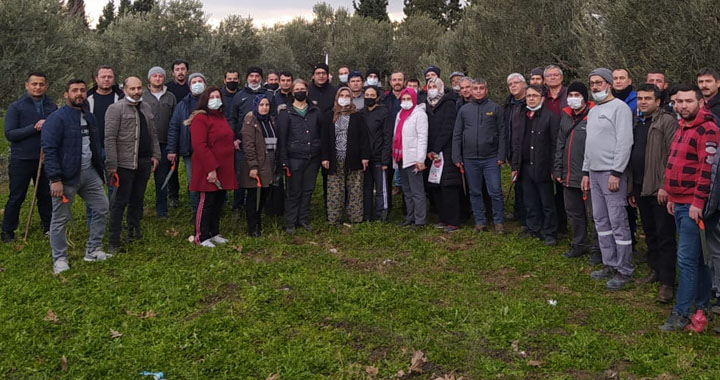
459 165 467 196
160 158 176 190
255 176 262 212
108 172 120 205
212 179 223 190
699 219 710 265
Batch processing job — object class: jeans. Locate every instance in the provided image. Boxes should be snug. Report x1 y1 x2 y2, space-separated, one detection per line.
590 171 633 276
637 196 677 286
50 168 108 261
673 203 712 316
400 166 426 225
183 155 199 213
108 158 153 246
284 157 320 227
463 158 504 225
2 158 52 237
154 143 172 216
363 162 389 221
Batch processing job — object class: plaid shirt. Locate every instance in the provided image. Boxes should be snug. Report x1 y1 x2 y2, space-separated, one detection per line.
664 107 719 209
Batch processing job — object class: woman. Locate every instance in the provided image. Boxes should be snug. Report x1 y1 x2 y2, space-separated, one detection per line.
187 87 237 247
277 79 325 234
425 78 463 232
393 88 428 228
360 85 393 222
239 95 277 237
321 87 370 225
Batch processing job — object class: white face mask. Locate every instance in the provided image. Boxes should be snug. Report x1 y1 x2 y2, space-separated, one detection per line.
567 97 584 110
338 97 351 107
208 98 222 110
339 74 348 83
526 103 542 112
191 82 205 95
428 89 439 98
452 85 460 92
366 77 379 86
592 89 608 102
126 95 142 104
401 101 413 110
248 82 262 91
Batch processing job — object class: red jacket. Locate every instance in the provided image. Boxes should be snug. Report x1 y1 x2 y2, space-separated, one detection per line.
664 107 719 209
189 110 238 192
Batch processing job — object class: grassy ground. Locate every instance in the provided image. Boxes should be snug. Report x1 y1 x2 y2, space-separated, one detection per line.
1 157 720 379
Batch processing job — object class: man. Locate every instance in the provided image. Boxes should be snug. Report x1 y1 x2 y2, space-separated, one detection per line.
659 84 718 331
424 66 440 82
265 70 280 92
361 85 393 222
365 68 381 87
696 67 720 118
406 79 421 91
143 66 177 218
338 66 350 87
456 76 473 112
511 84 559 245
581 67 634 291
449 71 464 93
104 76 160 253
452 78 506 233
2 72 57 242
383 71 405 119
347 70 365 110
220 69 240 120
87 66 124 149
543 64 568 235
612 68 637 115
628 83 678 303
529 67 544 86
167 72 206 215
308 63 338 208
41 79 111 274
275 71 294 110
166 59 190 102
647 69 673 113
503 73 527 227
706 109 720 330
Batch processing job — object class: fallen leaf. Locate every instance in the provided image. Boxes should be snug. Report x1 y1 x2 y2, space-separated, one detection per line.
265 374 279 380
329 248 338 254
409 350 427 373
142 310 157 319
528 360 543 367
433 374 463 380
44 309 58 322
604 369 618 379
365 366 379 376
60 355 68 370
164 228 179 237
308 241 318 245
110 329 122 339
232 244 243 253
396 370 405 378
511 340 519 352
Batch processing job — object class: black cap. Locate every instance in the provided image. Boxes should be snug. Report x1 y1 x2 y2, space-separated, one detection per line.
348 70 363 81
246 66 263 78
313 63 329 74
366 68 379 77
567 82 588 102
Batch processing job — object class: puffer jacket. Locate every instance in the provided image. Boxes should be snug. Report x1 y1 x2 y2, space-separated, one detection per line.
393 103 428 169
167 93 199 156
277 104 325 165
554 103 594 189
359 103 393 166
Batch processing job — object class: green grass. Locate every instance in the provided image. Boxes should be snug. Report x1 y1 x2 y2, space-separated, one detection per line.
1 162 719 380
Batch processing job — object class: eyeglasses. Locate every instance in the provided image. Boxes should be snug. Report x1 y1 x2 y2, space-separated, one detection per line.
545 73 561 78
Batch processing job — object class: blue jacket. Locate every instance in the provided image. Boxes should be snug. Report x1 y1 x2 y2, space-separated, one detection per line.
167 93 199 157
623 90 637 116
4 93 58 160
41 105 105 185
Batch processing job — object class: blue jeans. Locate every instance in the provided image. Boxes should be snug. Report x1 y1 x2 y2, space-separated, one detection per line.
673 203 712 317
183 156 199 213
463 158 503 225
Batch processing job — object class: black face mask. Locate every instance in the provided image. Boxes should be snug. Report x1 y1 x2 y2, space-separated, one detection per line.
225 81 238 91
293 91 307 101
364 97 377 107
266 83 279 91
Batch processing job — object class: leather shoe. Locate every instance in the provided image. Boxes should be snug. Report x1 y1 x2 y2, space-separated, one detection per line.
638 270 658 284
657 284 673 303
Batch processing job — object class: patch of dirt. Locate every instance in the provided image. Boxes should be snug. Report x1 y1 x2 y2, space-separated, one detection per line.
564 369 598 380
477 267 520 293
185 283 240 321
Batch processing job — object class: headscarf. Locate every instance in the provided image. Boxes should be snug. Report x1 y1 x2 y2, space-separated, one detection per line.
332 87 357 122
392 88 417 163
253 94 271 122
427 77 445 108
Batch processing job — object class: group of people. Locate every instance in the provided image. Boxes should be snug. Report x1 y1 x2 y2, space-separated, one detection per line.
3 60 720 332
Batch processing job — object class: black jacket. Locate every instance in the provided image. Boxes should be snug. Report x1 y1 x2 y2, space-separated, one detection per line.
707 92 720 120
553 105 592 189
229 86 277 137
426 96 462 187
503 94 526 163
308 81 337 118
321 112 370 174
359 104 393 166
220 86 238 121
511 106 559 183
277 104 325 165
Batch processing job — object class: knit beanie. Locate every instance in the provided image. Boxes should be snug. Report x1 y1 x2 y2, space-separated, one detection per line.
567 82 588 102
589 68 613 85
147 66 166 80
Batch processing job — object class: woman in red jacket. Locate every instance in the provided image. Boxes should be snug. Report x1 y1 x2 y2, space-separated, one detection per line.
187 87 238 247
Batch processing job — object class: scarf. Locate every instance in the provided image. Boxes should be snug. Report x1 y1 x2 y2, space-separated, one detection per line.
253 94 271 122
427 78 445 108
332 87 357 122
392 88 417 163
612 85 633 102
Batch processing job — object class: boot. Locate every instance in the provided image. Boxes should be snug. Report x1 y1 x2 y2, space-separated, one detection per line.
587 249 602 265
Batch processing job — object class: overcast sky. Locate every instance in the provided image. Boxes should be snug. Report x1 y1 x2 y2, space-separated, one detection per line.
85 0 407 27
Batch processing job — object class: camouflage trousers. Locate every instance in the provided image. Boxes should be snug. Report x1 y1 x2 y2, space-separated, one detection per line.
327 160 364 224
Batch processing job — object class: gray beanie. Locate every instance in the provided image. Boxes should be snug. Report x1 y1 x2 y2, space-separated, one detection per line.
187 72 206 85
589 67 613 84
147 66 166 79
449 71 465 79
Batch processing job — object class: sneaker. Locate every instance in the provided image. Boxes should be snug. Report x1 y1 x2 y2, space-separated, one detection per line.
84 249 113 262
544 236 557 246
591 266 614 280
564 247 586 258
659 312 689 332
200 239 216 248
433 223 446 229
474 224 488 232
494 224 505 234
53 258 70 274
606 273 633 290
587 250 603 265
211 235 229 244
444 225 459 232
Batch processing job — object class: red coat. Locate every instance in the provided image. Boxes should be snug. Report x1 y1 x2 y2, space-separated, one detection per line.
189 110 238 192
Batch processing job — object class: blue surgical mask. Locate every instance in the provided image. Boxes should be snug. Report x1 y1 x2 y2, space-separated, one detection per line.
191 82 205 95
208 98 222 110
367 77 379 86
339 74 348 83
592 89 608 102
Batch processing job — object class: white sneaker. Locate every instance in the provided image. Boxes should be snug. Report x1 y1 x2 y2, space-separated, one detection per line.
211 235 229 244
84 249 113 262
200 239 216 248
53 258 69 274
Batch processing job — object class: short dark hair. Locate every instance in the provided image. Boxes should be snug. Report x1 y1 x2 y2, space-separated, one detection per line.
26 71 47 81
526 84 544 95
195 86 223 113
96 65 114 76
407 78 420 85
65 79 86 92
224 69 239 79
674 84 703 100
266 70 279 78
279 71 293 80
172 59 189 72
667 84 680 98
647 68 665 76
697 67 720 81
636 83 661 100
364 85 381 98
